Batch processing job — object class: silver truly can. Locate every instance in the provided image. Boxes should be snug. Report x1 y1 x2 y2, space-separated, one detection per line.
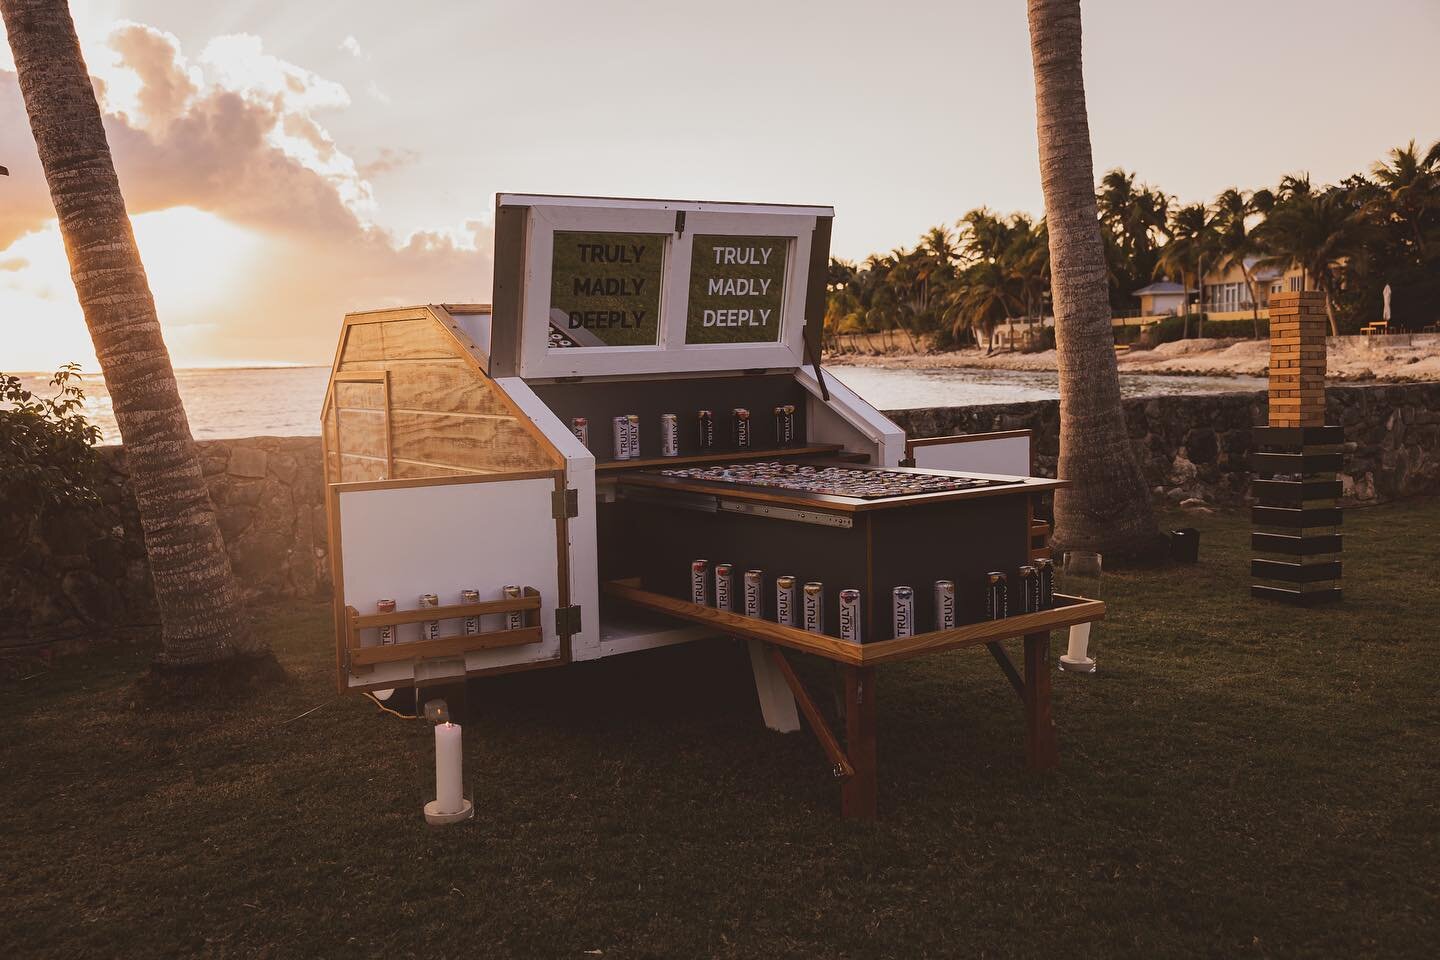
502 584 523 630
691 560 709 606
460 589 481 635
661 413 679 457
892 586 914 638
419 593 440 641
839 588 861 643
743 570 763 618
776 576 797 626
714 563 733 612
612 416 631 460
934 580 956 631
626 414 641 459
570 417 589 449
802 581 824 634
376 599 396 645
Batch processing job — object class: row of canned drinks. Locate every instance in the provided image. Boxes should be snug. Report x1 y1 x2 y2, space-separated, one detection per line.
373 587 526 645
688 560 1056 642
571 405 798 461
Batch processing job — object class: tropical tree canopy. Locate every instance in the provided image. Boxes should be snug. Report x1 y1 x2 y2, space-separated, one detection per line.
827 138 1440 345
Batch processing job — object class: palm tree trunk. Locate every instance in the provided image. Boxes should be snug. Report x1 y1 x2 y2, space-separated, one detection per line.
3 0 261 668
1026 0 1161 558
1241 263 1261 338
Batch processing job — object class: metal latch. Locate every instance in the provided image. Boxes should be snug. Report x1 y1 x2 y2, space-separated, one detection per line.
555 605 582 638
552 488 579 519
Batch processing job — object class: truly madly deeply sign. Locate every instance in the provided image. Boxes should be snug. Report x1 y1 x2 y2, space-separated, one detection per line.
548 231 665 347
685 235 789 344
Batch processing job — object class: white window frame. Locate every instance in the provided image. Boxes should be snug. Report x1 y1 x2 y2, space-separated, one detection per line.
509 198 821 378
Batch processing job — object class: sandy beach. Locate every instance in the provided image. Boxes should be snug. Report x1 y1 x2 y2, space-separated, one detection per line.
828 334 1440 383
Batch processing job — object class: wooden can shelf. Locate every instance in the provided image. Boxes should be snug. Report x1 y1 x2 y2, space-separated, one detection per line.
344 587 543 673
603 579 1104 666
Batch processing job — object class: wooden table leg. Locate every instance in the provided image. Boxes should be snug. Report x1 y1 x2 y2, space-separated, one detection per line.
1023 631 1059 771
841 665 878 819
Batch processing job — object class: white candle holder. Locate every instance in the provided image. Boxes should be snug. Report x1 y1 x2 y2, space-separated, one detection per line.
415 660 474 827
1058 551 1101 675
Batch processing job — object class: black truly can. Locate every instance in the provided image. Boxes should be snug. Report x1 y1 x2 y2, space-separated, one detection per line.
714 563 733 612
773 404 796 447
985 572 1008 620
892 586 915 638
698 410 715 450
1018 565 1041 613
732 408 752 449
1034 558 1055 609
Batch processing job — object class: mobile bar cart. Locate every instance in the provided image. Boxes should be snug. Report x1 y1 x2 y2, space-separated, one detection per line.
321 195 1105 817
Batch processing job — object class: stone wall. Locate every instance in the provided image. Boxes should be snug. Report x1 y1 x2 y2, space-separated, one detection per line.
5 382 1437 653
3 437 327 654
888 381 1440 507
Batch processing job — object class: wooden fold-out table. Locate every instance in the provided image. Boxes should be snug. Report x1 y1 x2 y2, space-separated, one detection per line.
605 578 1105 819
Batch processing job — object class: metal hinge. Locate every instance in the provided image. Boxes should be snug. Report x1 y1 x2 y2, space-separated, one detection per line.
552 488 578 519
555 605 582 638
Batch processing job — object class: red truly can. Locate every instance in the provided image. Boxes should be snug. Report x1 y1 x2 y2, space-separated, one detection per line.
570 417 589 449
691 560 709 606
376 599 396 645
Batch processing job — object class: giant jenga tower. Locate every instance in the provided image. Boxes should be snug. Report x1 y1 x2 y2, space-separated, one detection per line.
1255 293 1342 604
1250 291 1343 604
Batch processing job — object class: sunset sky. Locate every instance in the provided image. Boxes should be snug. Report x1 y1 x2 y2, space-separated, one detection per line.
2 0 1436 371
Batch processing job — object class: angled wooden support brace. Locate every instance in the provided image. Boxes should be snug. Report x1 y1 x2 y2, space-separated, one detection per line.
986 641 1026 701
765 646 855 779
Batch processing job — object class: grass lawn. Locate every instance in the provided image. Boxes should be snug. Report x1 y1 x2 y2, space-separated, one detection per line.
3 501 1438 959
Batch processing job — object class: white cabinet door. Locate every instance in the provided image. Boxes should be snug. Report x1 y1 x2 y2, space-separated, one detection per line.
331 470 569 692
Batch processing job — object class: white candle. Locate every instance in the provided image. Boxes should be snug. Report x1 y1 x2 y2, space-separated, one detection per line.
1066 622 1091 662
434 722 463 814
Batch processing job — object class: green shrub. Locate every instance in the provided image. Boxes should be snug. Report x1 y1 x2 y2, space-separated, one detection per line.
1 364 104 521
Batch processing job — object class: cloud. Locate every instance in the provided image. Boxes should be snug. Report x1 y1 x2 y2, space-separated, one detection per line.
0 21 493 370
339 35 366 59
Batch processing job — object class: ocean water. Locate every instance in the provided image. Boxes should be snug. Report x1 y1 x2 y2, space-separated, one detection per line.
12 364 1267 445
